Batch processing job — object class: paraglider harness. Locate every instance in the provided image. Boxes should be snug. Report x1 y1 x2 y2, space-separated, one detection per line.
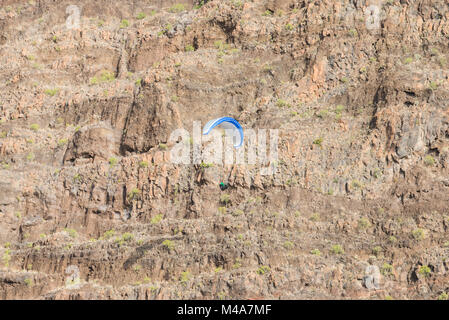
219 182 228 191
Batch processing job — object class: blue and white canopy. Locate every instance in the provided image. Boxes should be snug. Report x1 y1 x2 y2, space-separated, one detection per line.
202 117 244 148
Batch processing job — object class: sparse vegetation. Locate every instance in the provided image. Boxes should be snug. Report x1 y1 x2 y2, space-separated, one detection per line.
64 228 77 238
115 232 134 246
136 12 146 20
220 194 230 205
218 207 227 214
381 263 393 276
418 265 431 277
58 138 68 146
128 188 141 200
44 88 59 96
24 278 33 287
179 270 190 284
412 228 426 241
2 249 11 267
102 229 115 240
162 239 174 251
358 218 371 229
185 44 195 52
331 244 344 254
283 241 294 250
90 70 115 85
429 81 438 90
348 29 358 37
257 265 270 275
150 214 163 224
276 99 289 108
263 10 273 16
169 4 185 13
438 292 448 300
139 161 149 168
313 137 323 147
285 23 294 31
109 157 118 166
423 155 435 166
120 19 129 28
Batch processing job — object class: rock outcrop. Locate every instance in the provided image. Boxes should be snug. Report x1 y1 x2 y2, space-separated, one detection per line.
0 0 448 300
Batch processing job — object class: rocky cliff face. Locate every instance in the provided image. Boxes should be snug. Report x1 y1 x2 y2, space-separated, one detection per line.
0 0 448 300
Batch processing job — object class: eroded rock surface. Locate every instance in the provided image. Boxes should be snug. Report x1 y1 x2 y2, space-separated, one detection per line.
0 0 448 300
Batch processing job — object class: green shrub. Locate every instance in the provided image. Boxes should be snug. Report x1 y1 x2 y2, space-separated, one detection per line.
348 29 358 37
257 265 270 275
262 10 273 16
44 88 59 96
120 19 129 28
180 270 190 284
139 161 148 168
283 241 294 250
159 143 168 150
381 263 393 276
89 77 98 85
102 229 115 239
418 265 431 277
373 168 382 179
64 228 77 238
285 23 294 31
313 137 323 146
30 123 40 131
128 188 140 200
404 57 413 64
335 105 345 113
276 99 289 108
185 44 195 52
2 250 11 267
99 70 115 82
388 235 397 243
26 152 34 161
90 70 115 85
200 162 213 169
438 292 448 300
220 194 230 205
24 278 33 287
136 12 146 19
331 244 344 254
232 259 242 269
310 249 321 255
169 4 185 13
150 214 163 224
372 246 382 256
412 228 426 241
423 155 435 166
429 81 438 90
317 109 329 118
358 218 371 229
162 239 174 250
109 157 118 166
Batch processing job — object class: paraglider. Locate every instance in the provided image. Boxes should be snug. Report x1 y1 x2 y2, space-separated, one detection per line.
202 116 244 148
